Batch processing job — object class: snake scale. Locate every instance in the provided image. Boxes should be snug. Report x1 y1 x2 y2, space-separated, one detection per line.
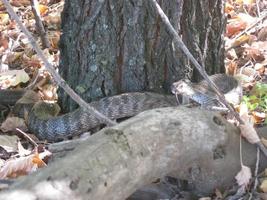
2 74 242 142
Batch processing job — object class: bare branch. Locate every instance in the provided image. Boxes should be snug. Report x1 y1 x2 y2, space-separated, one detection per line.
30 0 50 48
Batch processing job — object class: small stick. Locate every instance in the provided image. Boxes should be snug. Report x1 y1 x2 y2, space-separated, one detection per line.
16 128 38 147
30 0 50 48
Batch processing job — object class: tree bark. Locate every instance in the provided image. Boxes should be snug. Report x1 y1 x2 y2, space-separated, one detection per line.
180 0 226 81
58 0 225 112
0 108 265 200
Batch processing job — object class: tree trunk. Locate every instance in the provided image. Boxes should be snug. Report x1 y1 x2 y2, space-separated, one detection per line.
181 0 226 81
58 0 225 111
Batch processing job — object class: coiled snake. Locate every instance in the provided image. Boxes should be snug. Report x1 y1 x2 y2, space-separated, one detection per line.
2 74 242 142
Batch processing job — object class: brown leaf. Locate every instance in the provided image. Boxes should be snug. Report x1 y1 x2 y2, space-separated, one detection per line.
0 70 30 89
235 165 252 187
0 13 9 25
10 0 30 7
239 104 260 144
0 117 27 133
231 34 251 48
260 179 267 192
226 20 247 37
38 4 49 16
0 154 38 178
252 111 266 124
258 26 267 41
254 63 265 75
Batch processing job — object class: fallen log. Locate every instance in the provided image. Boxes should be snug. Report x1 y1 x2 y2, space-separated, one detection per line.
0 107 266 200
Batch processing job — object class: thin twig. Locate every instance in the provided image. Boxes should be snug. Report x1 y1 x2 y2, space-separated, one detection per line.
2 0 116 127
30 0 50 48
16 128 38 147
148 0 267 157
253 147 260 190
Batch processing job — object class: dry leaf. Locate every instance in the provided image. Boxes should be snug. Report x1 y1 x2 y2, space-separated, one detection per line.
239 103 260 144
254 63 265 75
0 69 30 89
0 13 9 25
252 111 266 124
38 4 49 16
226 60 238 75
226 20 247 37
17 141 31 156
0 149 51 179
0 117 27 133
239 117 260 144
235 165 252 187
258 26 267 41
231 34 250 48
245 47 265 62
0 135 19 153
260 179 267 192
0 154 38 178
10 0 31 7
225 2 234 14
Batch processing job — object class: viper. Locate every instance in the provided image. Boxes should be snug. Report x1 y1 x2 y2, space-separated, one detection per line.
0 74 242 142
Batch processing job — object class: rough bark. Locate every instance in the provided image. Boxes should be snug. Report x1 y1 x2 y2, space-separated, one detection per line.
58 0 225 112
181 0 226 81
0 107 265 200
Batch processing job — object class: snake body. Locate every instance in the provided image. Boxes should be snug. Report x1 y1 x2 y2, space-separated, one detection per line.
1 74 242 142
28 92 177 141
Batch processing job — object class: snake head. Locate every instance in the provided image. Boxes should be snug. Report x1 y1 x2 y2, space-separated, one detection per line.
171 79 193 95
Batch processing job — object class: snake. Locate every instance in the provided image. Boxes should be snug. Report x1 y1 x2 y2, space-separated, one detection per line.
0 74 242 142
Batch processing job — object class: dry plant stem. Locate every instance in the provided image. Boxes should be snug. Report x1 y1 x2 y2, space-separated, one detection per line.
148 0 267 158
253 147 260 190
16 128 38 147
2 0 116 127
30 0 50 48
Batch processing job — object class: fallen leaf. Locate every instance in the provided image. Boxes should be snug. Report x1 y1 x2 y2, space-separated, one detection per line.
231 34 250 48
252 111 266 124
10 0 30 7
254 63 265 75
0 154 38 178
226 20 247 37
0 117 27 133
38 4 49 16
0 13 9 25
17 141 31 157
0 149 51 179
0 70 30 89
239 104 260 144
235 165 252 187
258 26 267 41
260 179 267 192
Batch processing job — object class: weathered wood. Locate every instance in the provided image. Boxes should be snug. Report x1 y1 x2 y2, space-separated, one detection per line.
0 107 265 200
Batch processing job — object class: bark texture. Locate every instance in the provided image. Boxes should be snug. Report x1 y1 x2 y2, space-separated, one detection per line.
181 0 226 81
59 0 225 112
0 107 265 200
